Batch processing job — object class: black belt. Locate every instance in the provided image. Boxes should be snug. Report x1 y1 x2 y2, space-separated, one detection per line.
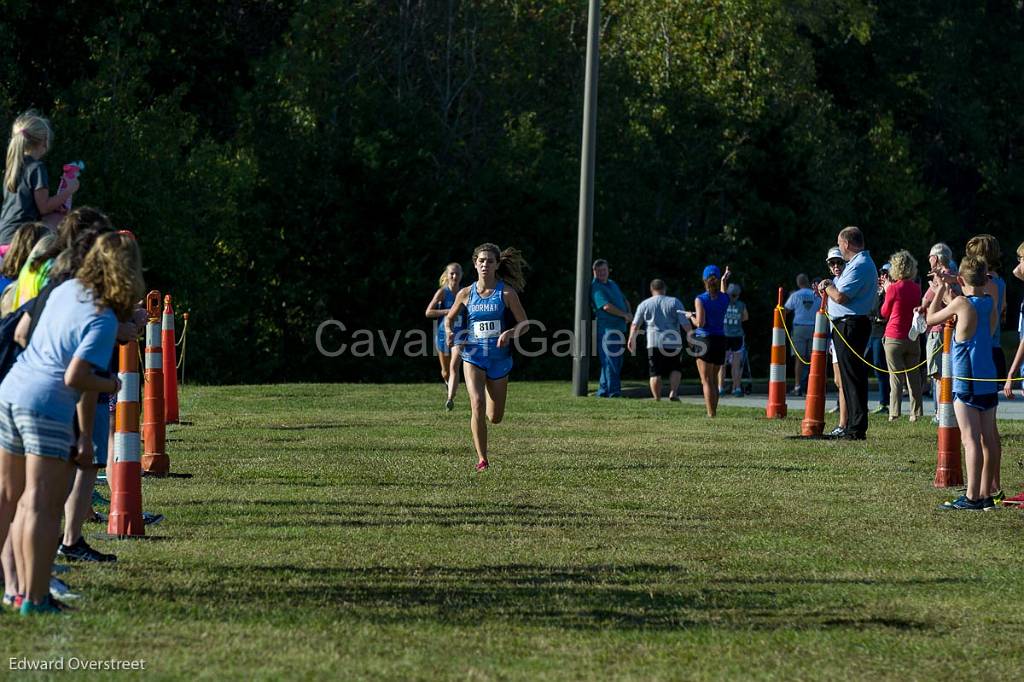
832 315 867 322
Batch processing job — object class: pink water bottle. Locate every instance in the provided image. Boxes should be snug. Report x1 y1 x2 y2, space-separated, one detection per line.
57 161 84 213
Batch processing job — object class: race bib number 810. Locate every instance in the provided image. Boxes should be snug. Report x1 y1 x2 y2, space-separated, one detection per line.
473 320 501 339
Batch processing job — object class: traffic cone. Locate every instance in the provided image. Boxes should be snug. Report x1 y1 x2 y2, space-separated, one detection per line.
766 287 788 418
108 338 144 537
800 293 829 436
934 318 963 487
162 295 179 424
142 291 169 476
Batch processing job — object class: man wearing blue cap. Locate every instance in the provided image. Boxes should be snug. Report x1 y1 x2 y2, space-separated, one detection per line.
590 259 632 397
818 226 878 439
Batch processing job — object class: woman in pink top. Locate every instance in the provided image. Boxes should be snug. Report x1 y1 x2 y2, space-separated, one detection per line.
880 250 924 420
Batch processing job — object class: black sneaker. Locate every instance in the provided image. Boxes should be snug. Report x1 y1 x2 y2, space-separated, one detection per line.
58 537 117 563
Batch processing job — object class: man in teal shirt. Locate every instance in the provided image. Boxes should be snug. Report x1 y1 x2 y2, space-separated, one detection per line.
591 259 632 397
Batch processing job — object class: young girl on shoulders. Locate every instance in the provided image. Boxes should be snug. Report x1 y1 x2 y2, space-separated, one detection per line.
0 111 80 248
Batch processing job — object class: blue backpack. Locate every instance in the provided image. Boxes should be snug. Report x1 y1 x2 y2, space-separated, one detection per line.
0 282 56 382
0 301 33 381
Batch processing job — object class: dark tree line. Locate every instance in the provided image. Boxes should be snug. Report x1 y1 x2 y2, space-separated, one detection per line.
1 1 1020 382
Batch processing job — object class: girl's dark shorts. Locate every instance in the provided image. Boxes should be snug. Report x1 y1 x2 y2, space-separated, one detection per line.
693 335 727 366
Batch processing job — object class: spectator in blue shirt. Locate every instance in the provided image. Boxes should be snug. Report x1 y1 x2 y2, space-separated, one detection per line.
590 259 631 397
818 226 878 440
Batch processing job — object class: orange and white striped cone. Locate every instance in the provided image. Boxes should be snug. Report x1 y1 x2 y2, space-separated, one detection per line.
800 293 829 436
767 287 788 419
108 339 144 537
162 295 179 424
142 291 169 476
934 318 963 487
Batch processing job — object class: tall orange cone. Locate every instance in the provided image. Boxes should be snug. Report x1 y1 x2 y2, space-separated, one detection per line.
142 291 169 475
800 293 829 436
162 295 179 424
766 287 788 418
108 338 144 537
934 318 963 487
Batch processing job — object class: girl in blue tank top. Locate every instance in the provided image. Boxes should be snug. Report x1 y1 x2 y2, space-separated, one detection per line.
425 263 464 411
925 255 1001 510
686 264 732 418
951 294 997 404
446 243 528 472
964 233 1007 501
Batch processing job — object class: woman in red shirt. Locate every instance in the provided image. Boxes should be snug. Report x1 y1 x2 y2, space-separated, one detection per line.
880 250 924 420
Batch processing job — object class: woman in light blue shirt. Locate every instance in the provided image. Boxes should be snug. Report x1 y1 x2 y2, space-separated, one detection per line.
0 232 143 614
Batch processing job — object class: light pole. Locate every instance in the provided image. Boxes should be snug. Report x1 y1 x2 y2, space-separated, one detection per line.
572 0 601 397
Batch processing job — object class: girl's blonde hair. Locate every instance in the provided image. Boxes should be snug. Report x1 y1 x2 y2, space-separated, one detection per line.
888 250 917 281
438 262 462 288
76 232 145 322
965 234 1001 273
1 222 48 279
472 243 528 292
4 110 52 193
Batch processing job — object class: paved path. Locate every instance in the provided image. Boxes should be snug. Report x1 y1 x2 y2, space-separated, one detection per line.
608 383 1024 421
672 391 1024 420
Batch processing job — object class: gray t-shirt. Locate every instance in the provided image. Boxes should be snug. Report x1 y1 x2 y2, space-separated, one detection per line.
784 288 818 326
0 157 48 245
633 294 688 350
724 300 746 338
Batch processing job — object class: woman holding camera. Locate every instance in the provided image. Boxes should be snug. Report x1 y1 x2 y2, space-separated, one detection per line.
880 250 924 421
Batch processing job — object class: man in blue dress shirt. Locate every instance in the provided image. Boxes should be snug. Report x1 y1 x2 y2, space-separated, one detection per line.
591 259 632 397
818 226 878 439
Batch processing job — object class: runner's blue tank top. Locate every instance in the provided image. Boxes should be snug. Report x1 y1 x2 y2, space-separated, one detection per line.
952 295 997 395
696 291 729 337
465 280 507 354
435 287 464 349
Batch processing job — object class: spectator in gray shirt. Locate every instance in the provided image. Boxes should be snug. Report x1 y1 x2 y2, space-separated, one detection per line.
784 273 818 396
627 279 692 401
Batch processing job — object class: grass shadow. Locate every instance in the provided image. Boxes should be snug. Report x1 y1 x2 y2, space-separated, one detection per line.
109 562 939 632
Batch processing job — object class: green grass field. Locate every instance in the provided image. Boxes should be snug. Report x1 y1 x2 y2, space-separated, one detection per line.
5 382 1023 680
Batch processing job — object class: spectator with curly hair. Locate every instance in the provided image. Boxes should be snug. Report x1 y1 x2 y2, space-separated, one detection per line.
880 250 923 421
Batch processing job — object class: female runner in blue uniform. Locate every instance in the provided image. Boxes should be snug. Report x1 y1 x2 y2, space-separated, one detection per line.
425 262 464 411
687 265 731 417
445 243 528 471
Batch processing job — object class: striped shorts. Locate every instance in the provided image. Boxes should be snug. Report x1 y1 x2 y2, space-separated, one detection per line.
0 402 74 460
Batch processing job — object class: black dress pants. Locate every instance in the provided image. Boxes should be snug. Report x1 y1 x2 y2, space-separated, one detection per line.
833 315 871 436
